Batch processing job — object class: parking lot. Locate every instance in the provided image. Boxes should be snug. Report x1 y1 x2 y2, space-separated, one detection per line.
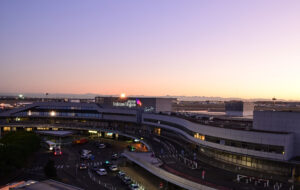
20 137 158 190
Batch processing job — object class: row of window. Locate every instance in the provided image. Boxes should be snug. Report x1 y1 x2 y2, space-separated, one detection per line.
202 147 290 175
205 136 284 154
16 111 101 118
144 118 284 154
36 106 95 110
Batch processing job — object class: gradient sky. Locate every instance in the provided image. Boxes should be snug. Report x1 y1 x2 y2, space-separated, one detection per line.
1 0 300 100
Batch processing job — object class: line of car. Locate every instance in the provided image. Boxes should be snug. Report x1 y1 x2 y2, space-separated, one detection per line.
117 171 142 190
78 142 142 190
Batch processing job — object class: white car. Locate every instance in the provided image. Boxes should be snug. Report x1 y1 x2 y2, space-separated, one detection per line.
98 144 106 149
129 184 140 190
80 149 91 155
81 153 93 160
117 171 125 179
109 165 118 172
96 168 107 176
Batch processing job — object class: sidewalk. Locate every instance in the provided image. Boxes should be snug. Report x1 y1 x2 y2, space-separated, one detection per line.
151 136 298 190
122 151 216 190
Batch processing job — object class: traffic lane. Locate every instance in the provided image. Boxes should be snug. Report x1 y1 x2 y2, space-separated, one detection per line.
59 142 128 189
68 141 125 165
89 169 127 190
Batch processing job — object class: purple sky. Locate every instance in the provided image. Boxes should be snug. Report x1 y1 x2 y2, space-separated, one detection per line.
1 0 300 100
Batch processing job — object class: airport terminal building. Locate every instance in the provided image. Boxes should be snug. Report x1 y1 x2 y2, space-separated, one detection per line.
0 101 299 181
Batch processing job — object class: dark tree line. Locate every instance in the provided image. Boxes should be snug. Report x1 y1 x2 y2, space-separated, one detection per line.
0 131 40 177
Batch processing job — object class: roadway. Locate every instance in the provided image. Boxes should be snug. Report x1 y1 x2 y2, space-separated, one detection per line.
11 137 160 190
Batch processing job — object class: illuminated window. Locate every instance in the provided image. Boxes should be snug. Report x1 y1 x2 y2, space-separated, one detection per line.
88 130 98 134
26 128 32 131
37 127 49 130
200 135 205 141
3 127 10 131
106 132 113 137
154 128 161 135
194 133 205 141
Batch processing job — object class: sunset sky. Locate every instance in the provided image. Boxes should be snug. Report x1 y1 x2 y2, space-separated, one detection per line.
1 0 300 100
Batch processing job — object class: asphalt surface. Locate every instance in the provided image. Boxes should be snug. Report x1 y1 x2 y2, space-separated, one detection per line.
5 138 159 190
3 135 297 190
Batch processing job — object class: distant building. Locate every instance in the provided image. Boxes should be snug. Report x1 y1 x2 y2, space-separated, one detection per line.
225 101 254 117
95 96 175 113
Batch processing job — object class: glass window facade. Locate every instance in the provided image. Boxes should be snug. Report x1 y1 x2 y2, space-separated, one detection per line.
144 118 284 154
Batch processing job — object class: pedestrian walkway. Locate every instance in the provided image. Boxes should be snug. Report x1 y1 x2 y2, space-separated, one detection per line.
122 151 217 190
26 161 103 172
151 136 298 190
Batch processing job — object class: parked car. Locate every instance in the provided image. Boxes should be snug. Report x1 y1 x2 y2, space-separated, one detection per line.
81 153 94 160
117 171 126 179
109 165 118 172
79 163 87 170
98 143 106 149
129 184 140 190
122 176 132 185
80 149 91 155
96 168 107 176
111 153 118 160
54 148 62 156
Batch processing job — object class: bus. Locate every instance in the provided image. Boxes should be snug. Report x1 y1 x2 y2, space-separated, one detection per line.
73 138 88 145
43 140 57 151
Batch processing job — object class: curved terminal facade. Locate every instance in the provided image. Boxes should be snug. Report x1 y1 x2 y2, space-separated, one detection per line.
0 101 299 179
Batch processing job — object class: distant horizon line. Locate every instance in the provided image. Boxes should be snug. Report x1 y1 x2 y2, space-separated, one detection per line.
0 92 299 102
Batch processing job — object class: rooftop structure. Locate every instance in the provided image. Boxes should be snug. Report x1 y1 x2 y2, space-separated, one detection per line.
35 130 74 137
225 101 254 117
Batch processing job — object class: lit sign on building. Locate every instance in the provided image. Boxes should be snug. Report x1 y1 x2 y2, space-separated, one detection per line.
136 99 142 106
113 100 136 108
